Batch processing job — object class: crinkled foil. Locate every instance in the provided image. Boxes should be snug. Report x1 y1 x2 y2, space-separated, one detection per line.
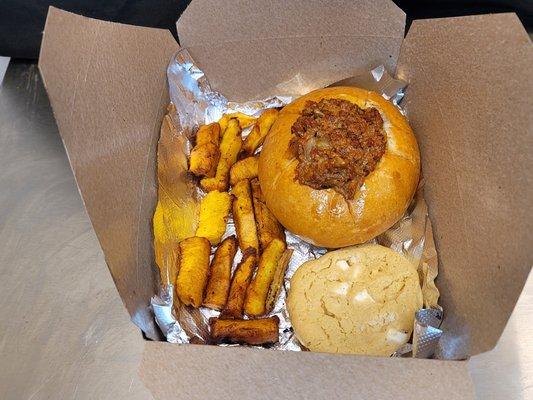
392 308 443 358
152 49 443 355
412 308 444 358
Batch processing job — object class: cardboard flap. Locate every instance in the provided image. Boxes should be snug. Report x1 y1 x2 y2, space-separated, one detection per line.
140 343 474 399
397 13 533 355
38 7 179 338
177 0 405 101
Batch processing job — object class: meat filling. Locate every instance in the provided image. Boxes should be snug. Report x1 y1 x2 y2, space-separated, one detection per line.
290 98 386 199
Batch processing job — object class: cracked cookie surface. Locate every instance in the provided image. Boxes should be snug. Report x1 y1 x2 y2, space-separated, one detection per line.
287 244 422 356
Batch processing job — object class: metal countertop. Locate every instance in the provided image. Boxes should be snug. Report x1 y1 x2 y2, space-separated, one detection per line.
0 60 531 400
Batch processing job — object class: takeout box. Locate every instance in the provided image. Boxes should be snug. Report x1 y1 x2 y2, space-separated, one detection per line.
38 1 532 398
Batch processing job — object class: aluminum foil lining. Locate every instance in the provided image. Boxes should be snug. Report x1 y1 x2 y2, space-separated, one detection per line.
167 49 291 135
412 309 444 358
391 309 443 358
152 47 443 356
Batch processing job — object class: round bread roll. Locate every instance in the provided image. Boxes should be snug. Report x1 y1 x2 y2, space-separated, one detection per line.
287 244 423 356
258 87 420 248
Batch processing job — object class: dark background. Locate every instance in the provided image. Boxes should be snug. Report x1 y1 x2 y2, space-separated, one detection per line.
0 0 531 59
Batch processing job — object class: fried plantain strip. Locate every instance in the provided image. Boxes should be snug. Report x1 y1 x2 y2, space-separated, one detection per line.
265 249 293 314
201 119 242 192
209 316 279 345
221 249 257 319
203 236 238 310
244 238 286 316
195 190 232 245
219 112 256 134
229 155 259 186
189 123 221 177
250 178 285 249
175 236 211 307
232 179 259 253
241 109 278 156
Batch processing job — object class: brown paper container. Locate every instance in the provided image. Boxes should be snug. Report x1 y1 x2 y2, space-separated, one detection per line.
38 1 532 398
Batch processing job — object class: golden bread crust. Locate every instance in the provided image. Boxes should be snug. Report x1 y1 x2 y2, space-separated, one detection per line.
258 87 420 247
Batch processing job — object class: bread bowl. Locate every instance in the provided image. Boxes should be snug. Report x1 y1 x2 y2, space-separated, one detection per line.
258 87 420 248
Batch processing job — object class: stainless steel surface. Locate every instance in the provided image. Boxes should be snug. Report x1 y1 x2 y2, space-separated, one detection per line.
469 272 533 399
0 61 151 400
0 57 9 84
0 60 531 399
